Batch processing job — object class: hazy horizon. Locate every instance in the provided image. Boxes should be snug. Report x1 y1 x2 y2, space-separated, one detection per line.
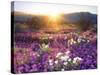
11 1 97 15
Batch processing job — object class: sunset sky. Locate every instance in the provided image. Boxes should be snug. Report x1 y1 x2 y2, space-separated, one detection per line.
12 1 97 15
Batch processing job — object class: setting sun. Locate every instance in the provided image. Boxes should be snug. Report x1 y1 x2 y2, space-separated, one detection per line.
47 13 62 32
49 13 60 21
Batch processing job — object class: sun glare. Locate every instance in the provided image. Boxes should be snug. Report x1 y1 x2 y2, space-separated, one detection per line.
49 13 60 21
47 13 62 31
50 13 59 19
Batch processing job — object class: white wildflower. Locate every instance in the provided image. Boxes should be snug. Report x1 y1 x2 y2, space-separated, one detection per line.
73 41 77 44
49 59 53 66
77 38 81 43
44 44 49 49
56 52 63 58
87 40 90 43
49 62 53 66
63 61 68 65
61 68 65 71
70 38 74 45
60 55 69 61
49 59 53 63
65 51 70 55
73 57 83 64
67 58 72 62
54 60 58 64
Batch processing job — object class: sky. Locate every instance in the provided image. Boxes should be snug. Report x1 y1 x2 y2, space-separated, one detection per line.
11 1 97 15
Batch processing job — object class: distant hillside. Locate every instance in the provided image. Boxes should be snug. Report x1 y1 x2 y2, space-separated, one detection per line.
12 11 97 25
61 12 97 25
12 11 97 32
11 11 47 23
11 11 33 23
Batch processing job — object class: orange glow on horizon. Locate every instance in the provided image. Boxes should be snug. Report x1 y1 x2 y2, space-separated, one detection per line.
46 14 62 31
